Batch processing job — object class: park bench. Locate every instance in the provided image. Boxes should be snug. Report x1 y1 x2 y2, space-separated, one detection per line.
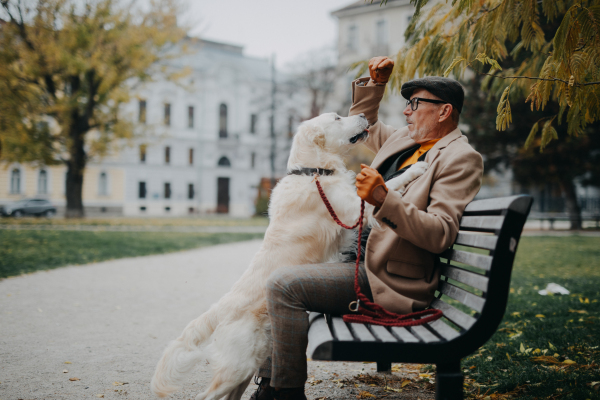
307 194 533 400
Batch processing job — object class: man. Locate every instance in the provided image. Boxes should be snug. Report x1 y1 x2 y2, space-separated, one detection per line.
249 57 483 400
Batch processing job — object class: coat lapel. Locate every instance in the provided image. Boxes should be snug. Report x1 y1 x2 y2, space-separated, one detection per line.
370 128 417 170
424 127 463 164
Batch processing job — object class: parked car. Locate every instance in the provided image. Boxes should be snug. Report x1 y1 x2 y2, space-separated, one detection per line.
0 199 56 217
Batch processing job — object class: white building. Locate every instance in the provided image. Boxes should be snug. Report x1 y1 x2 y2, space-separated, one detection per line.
0 39 306 217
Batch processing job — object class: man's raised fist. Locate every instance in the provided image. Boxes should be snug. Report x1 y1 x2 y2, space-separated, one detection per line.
368 56 394 84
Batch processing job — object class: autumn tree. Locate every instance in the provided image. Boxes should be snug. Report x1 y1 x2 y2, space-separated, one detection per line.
0 0 186 217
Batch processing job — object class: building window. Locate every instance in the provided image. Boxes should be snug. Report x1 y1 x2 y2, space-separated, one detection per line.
164 182 171 199
188 183 194 199
376 20 388 45
219 103 228 138
10 169 21 194
99 172 108 196
165 146 170 164
38 170 48 195
250 114 257 134
189 148 194 165
139 181 147 199
251 152 256 169
188 106 194 128
347 25 358 51
139 100 147 123
218 156 231 167
140 144 146 163
164 103 171 126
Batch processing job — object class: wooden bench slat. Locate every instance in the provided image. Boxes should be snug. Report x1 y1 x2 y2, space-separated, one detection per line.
427 319 461 341
390 326 420 343
459 215 504 231
440 249 493 270
463 195 527 213
430 299 476 330
439 281 485 313
369 325 398 342
454 232 498 250
349 323 377 342
410 325 440 343
331 317 354 341
441 264 489 292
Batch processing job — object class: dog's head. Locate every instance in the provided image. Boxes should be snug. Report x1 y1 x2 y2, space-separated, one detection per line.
294 113 369 151
288 113 369 171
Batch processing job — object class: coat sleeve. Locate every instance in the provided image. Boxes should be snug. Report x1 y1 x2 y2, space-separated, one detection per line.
372 147 484 254
348 78 397 154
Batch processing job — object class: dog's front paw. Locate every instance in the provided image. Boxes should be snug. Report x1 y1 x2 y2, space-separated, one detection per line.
413 161 428 174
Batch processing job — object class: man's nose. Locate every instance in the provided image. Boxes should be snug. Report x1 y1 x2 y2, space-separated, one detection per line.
403 106 412 117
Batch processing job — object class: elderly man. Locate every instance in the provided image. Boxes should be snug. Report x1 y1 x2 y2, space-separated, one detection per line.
249 57 483 400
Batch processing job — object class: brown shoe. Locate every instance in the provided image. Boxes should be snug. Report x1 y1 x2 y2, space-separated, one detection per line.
273 387 306 400
250 377 274 400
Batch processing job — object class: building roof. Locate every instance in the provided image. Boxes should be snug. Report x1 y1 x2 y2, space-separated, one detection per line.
331 0 411 17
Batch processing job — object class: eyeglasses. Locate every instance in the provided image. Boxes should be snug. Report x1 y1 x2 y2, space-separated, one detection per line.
406 97 448 111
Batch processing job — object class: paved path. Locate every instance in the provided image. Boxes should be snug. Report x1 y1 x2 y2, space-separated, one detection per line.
0 240 432 400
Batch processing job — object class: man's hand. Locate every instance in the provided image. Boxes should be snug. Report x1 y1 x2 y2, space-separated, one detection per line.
368 56 394 85
356 164 388 208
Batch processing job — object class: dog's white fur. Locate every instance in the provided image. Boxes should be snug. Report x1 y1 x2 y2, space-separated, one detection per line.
150 113 429 400
151 113 368 400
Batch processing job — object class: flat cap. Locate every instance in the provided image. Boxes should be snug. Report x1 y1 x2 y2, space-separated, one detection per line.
401 76 465 113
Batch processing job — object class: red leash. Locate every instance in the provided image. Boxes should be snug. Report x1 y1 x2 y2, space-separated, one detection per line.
314 175 442 327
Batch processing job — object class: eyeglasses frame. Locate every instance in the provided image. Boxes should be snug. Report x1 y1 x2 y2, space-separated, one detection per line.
406 97 448 111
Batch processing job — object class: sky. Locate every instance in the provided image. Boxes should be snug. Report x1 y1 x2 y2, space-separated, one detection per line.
187 0 353 68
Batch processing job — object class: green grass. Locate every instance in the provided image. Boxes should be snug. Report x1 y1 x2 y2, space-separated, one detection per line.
460 236 600 399
0 215 269 227
0 230 263 279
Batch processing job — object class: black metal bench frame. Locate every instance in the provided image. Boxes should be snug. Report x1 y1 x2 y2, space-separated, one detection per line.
307 195 533 400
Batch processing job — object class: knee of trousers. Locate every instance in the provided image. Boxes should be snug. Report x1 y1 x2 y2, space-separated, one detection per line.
266 267 307 306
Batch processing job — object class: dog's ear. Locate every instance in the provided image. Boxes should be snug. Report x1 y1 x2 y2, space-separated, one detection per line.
313 132 326 148
301 124 326 149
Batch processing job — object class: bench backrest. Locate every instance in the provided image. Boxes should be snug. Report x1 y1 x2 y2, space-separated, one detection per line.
430 195 533 358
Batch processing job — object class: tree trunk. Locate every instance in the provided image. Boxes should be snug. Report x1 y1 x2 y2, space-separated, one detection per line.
559 178 582 230
65 119 87 218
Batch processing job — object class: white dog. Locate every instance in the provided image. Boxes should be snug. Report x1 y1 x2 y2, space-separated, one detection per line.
150 112 429 400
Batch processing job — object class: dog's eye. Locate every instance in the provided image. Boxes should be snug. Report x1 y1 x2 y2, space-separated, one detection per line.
335 116 341 121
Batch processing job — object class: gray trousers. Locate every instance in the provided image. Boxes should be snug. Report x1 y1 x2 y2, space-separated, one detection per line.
257 262 372 388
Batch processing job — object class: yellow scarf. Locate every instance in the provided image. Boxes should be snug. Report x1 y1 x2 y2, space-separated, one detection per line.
398 138 441 170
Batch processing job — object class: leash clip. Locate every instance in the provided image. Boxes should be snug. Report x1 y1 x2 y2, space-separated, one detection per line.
348 299 360 312
312 171 320 183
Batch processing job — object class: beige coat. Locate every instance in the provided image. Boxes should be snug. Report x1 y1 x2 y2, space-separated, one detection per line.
349 77 484 314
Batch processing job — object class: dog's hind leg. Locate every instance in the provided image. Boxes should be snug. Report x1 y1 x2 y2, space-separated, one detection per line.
223 374 253 400
195 369 250 400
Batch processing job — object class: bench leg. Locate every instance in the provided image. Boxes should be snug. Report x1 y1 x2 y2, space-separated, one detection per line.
376 361 391 373
435 361 463 400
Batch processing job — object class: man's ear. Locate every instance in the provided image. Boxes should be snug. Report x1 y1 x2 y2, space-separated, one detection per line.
438 104 453 123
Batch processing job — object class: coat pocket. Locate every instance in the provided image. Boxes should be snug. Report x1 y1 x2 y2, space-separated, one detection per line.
386 259 427 280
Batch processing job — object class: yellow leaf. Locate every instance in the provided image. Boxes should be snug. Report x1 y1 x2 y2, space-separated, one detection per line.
64 361 72 364
385 387 403 393
533 348 541 354
579 297 590 304
520 343 526 353
401 379 411 388
563 359 576 365
511 312 521 316
549 342 557 350
358 391 376 398
506 353 511 361
69 377 80 381
569 309 588 314
536 314 545 318
96 395 104 399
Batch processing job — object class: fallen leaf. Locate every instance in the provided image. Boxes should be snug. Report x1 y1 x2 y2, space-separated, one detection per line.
563 359 576 365
470 365 476 369
64 361 72 364
95 395 104 398
401 379 411 387
357 391 376 398
579 297 590 304
506 353 511 361
385 386 403 393
531 356 561 364
533 349 541 355
69 377 80 381
535 314 545 318
511 312 520 316
520 343 525 353
549 342 557 350
569 309 588 314
63 369 68 373
112 381 128 386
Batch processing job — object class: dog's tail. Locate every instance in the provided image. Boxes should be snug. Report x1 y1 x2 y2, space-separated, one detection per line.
151 305 219 397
